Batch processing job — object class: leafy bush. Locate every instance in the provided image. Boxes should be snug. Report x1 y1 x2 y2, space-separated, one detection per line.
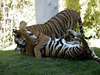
0 9 3 21
84 0 100 38
65 0 100 38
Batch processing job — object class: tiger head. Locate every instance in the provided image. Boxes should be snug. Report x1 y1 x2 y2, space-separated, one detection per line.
13 29 27 54
13 29 37 56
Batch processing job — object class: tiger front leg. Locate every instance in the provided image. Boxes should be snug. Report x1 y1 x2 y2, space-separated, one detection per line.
34 46 42 58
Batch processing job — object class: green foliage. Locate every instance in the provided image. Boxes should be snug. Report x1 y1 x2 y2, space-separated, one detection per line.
16 0 32 9
84 0 99 27
0 49 100 75
0 9 3 21
84 0 100 38
7 0 32 9
65 0 80 12
0 0 33 49
65 0 100 38
8 0 13 9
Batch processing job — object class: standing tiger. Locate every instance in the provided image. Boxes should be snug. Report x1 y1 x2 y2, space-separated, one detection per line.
20 8 85 40
26 30 100 63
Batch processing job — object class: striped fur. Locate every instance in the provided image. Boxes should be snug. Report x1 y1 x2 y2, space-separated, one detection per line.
27 30 100 63
13 29 35 56
14 9 87 56
14 36 26 54
20 9 84 40
13 28 80 57
13 29 100 63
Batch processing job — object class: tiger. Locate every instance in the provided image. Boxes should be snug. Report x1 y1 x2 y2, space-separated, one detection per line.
13 28 78 56
20 8 85 40
13 29 100 63
25 30 100 63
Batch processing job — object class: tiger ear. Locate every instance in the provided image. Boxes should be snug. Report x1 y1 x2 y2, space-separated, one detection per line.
19 21 27 30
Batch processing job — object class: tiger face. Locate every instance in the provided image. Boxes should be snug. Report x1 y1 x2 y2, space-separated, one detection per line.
13 29 27 54
13 29 36 56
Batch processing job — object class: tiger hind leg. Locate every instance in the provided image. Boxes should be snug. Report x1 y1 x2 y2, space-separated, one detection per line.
92 50 100 64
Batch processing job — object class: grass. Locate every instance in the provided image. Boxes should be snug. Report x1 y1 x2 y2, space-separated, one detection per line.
0 48 100 75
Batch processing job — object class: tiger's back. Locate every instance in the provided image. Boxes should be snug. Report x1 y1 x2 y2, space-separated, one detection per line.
25 9 84 39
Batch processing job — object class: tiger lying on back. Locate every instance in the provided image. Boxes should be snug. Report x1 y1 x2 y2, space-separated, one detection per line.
13 29 100 63
19 8 85 41
27 30 100 63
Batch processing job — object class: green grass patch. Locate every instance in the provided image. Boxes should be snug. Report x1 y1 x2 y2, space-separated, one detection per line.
0 48 100 75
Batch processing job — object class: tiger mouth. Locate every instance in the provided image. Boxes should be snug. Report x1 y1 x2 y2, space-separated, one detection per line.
14 38 27 54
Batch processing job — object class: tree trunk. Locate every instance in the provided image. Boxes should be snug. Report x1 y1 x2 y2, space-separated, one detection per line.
35 0 58 24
